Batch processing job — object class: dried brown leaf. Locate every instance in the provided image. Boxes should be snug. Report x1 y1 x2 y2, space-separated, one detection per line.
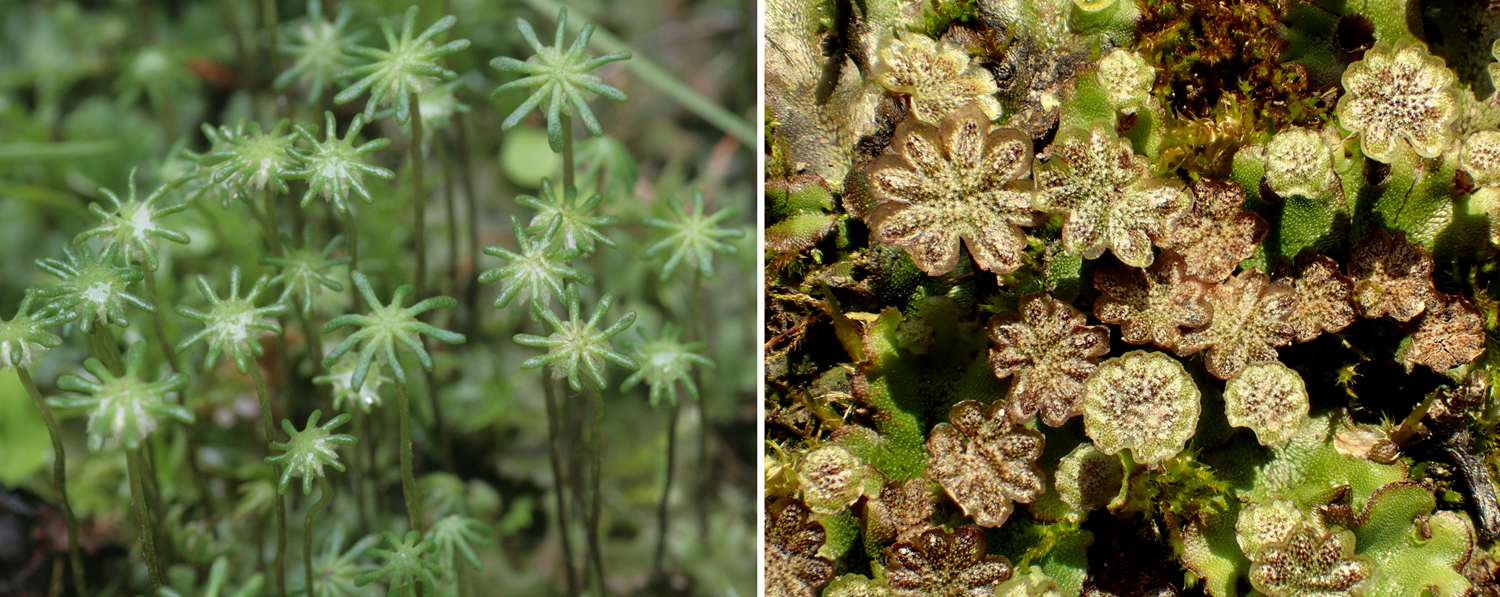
927 400 1046 527
988 293 1111 426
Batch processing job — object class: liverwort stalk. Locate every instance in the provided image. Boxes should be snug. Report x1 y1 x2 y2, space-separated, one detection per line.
173 268 290 597
50 342 192 590
3 290 86 596
265 410 354 597
323 271 466 533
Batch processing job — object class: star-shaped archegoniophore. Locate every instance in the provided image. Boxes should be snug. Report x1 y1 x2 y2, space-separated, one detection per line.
322 271 466 390
49 342 192 452
74 169 190 272
642 190 745 280
987 293 1110 427
518 178 621 254
1177 269 1297 380
261 231 350 317
190 119 299 206
334 6 470 125
479 216 593 316
1093 251 1211 351
36 243 155 334
1160 180 1268 283
282 111 396 215
175 268 288 374
427 514 494 574
0 290 70 371
1033 122 1190 268
886 526 1014 597
863 103 1039 276
1336 39 1460 162
620 323 715 407
274 0 366 105
513 288 639 392
354 530 442 597
869 33 1002 123
314 354 390 413
490 7 631 152
265 409 357 495
374 78 473 132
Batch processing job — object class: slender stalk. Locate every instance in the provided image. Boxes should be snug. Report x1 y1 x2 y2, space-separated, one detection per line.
586 387 606 597
352 406 372 534
143 272 215 513
305 477 332 597
341 209 361 274
340 209 362 315
690 272 710 540
652 400 680 576
395 381 423 534
455 113 480 330
437 134 459 297
19 369 87 597
126 448 162 589
295 308 326 376
262 187 282 255
142 270 180 372
409 92 427 299
92 327 126 377
249 364 289 597
455 550 471 597
541 374 579 594
261 0 279 75
406 95 452 471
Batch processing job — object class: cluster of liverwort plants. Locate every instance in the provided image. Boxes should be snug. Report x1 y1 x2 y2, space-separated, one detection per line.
0 0 753 595
766 0 1500 595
